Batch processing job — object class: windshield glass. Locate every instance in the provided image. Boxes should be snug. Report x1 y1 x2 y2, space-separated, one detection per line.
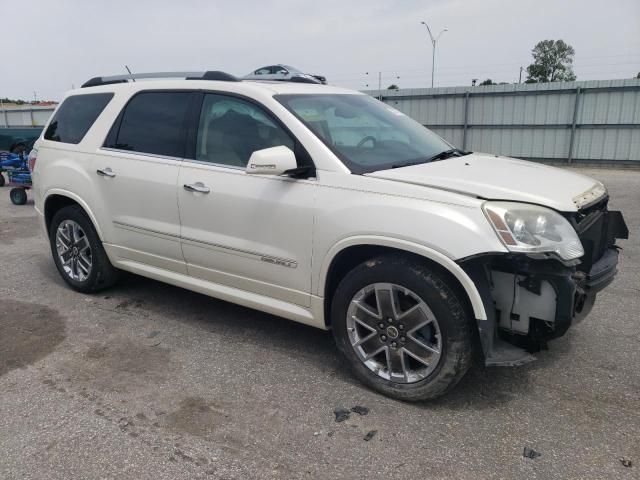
276 94 453 174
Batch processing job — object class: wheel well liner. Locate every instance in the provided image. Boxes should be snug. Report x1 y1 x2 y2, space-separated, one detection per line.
44 194 101 239
323 244 479 328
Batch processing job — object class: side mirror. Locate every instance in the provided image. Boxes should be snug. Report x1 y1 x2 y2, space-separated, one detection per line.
245 146 297 176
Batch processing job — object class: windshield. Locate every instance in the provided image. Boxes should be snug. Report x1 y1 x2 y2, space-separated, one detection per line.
276 94 453 174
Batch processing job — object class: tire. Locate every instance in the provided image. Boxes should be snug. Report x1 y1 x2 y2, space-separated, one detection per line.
0 173 5 187
49 205 119 293
9 187 27 205
331 254 474 401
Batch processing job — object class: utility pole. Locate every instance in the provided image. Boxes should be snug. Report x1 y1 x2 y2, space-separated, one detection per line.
33 91 37 103
519 66 524 84
420 20 447 88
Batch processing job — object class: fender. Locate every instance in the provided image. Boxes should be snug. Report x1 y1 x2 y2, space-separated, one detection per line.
318 235 487 321
43 188 105 241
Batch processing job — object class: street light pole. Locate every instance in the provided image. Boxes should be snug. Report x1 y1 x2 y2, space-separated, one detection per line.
420 21 447 88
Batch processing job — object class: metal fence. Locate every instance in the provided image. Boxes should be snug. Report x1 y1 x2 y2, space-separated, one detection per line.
1 107 55 128
365 79 640 165
2 79 640 164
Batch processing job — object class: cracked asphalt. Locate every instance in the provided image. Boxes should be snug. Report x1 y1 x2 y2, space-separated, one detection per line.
0 168 638 479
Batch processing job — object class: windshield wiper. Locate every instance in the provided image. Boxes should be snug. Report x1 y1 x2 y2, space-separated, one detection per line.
391 148 469 169
427 148 469 162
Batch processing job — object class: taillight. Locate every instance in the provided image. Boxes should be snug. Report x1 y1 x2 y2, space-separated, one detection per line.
28 149 37 172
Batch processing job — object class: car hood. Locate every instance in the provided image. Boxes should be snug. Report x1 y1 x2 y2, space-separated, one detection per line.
367 153 603 211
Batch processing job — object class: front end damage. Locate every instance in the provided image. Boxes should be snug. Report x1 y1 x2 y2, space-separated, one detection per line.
461 198 629 366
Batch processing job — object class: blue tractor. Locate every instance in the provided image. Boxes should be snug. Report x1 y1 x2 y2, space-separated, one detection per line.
0 151 32 205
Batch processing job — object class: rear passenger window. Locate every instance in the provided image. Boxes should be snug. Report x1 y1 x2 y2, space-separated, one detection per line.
108 92 190 158
44 93 113 144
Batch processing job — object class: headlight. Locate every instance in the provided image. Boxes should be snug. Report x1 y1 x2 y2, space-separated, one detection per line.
483 201 584 261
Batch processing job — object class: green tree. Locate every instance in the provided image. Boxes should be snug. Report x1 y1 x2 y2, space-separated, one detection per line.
479 79 496 86
636 72 640 79
526 39 576 83
387 84 399 90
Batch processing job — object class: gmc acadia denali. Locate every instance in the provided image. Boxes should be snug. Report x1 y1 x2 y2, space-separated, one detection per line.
31 71 628 400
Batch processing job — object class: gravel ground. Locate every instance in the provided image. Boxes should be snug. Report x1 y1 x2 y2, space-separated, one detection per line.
0 168 638 479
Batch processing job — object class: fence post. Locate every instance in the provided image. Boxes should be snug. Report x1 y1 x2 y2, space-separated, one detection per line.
567 86 581 163
462 91 470 150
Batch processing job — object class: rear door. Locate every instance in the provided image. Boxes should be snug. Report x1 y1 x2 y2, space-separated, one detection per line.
93 90 193 274
177 92 316 306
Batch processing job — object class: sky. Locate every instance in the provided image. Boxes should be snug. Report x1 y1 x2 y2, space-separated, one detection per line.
2 0 639 101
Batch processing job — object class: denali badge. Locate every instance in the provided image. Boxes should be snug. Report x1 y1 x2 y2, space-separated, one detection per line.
260 256 297 268
250 164 277 169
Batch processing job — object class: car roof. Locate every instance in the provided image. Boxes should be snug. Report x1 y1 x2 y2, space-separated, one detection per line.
67 79 359 98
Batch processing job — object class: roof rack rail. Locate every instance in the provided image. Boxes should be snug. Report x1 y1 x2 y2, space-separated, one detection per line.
81 71 240 88
286 76 322 84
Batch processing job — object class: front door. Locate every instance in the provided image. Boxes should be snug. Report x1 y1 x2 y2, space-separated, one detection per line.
93 91 192 274
177 93 316 306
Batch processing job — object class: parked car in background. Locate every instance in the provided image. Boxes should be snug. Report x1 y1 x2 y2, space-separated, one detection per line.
32 70 627 401
244 64 326 84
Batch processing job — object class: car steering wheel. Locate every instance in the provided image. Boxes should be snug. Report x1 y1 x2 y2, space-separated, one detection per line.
357 136 377 148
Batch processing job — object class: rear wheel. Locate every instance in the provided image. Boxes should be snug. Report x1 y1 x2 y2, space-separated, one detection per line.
49 205 119 293
331 254 474 401
9 188 27 205
0 173 5 187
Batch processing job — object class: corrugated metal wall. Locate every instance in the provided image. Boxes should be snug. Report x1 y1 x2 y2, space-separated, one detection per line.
365 79 640 165
3 79 639 164
1 107 55 127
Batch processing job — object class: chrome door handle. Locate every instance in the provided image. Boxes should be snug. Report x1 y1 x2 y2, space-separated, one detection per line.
183 183 210 194
96 168 116 178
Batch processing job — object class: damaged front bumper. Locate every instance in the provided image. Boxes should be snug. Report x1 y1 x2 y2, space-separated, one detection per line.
461 206 628 367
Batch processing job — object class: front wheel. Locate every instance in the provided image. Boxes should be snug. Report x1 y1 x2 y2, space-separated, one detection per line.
49 205 119 293
331 254 474 401
0 173 5 187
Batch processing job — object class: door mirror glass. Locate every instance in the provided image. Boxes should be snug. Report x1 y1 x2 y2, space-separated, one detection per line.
245 146 297 175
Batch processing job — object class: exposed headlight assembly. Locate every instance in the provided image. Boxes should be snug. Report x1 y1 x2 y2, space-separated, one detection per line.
483 201 584 261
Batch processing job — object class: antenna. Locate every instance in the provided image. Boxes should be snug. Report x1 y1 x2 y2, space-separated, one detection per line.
125 65 135 82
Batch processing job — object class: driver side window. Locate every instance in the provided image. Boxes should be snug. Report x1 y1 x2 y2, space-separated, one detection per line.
195 94 295 168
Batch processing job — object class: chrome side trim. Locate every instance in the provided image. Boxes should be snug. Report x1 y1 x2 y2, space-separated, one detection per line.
181 235 298 268
99 147 183 162
113 220 297 268
182 158 245 170
113 220 180 241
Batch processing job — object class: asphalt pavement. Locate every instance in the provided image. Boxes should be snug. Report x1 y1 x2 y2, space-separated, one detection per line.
0 167 638 479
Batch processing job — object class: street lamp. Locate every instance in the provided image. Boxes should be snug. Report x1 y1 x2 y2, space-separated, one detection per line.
420 21 447 88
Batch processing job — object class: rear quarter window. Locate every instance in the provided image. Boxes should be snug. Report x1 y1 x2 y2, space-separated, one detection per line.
105 91 191 158
44 93 114 144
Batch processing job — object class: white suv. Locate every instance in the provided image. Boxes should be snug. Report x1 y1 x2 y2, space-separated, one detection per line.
32 71 628 400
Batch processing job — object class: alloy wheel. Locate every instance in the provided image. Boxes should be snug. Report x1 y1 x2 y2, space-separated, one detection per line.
55 219 92 282
346 282 442 383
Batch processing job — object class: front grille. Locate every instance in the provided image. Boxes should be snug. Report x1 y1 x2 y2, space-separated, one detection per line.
572 196 628 272
571 196 609 271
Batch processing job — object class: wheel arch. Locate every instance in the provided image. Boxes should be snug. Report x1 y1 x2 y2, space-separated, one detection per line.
319 236 487 327
44 190 104 240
